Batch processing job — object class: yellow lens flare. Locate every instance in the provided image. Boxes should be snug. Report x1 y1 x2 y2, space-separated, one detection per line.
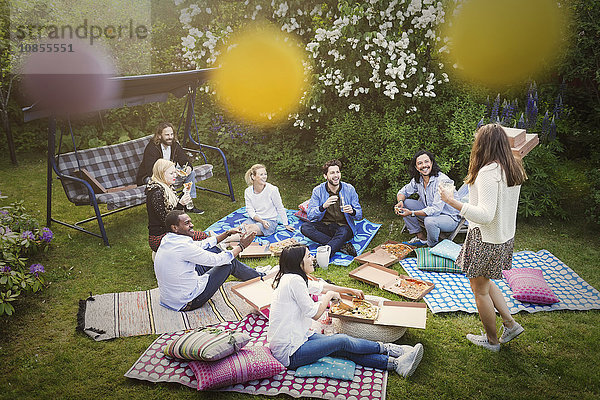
442 0 569 88
211 23 308 125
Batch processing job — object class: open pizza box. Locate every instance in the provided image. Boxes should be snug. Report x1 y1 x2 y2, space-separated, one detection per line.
232 272 427 330
353 246 398 268
349 263 435 301
231 272 278 312
238 242 272 258
231 272 321 313
372 240 416 261
331 294 427 329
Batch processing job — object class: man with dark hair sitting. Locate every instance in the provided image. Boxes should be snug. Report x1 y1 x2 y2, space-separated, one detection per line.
154 210 262 312
300 159 363 260
137 122 204 214
394 150 461 247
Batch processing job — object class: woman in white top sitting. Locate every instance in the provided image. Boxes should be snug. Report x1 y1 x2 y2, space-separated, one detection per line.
267 244 424 377
440 123 527 352
242 164 294 236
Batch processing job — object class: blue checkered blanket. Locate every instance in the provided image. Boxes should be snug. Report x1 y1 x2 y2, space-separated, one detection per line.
401 249 600 314
205 207 381 266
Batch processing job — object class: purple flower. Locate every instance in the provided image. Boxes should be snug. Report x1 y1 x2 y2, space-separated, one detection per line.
40 227 53 243
29 263 45 276
0 209 8 215
21 230 35 240
1 266 11 273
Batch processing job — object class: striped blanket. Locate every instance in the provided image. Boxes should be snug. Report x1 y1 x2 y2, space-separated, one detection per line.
77 282 254 341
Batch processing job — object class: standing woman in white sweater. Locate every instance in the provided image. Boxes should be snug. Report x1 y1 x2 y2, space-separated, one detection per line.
242 164 294 236
440 124 527 352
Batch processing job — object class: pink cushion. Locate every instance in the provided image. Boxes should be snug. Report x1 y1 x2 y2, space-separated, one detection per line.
503 268 559 305
188 346 286 390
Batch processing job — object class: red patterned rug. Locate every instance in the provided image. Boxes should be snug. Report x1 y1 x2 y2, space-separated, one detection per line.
125 313 388 399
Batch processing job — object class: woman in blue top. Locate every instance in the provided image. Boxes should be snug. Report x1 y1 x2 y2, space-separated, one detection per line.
394 150 461 247
267 244 424 377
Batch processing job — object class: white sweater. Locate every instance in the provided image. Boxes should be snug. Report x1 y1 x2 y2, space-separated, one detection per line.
244 182 289 225
460 163 521 244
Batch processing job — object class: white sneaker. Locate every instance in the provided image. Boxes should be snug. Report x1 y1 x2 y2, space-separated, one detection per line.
466 332 500 352
499 322 524 344
403 236 427 246
394 343 424 378
384 343 411 358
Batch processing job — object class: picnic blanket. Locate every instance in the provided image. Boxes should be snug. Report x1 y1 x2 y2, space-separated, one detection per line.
125 313 388 400
77 282 254 341
205 207 382 266
401 249 600 314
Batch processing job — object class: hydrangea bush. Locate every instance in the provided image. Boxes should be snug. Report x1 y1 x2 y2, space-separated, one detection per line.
175 0 449 128
0 200 52 316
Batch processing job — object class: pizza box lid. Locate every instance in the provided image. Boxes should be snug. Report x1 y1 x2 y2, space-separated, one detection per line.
375 301 427 329
349 263 399 288
231 272 277 310
238 242 272 258
353 247 398 268
231 273 320 311
511 133 539 158
504 127 526 147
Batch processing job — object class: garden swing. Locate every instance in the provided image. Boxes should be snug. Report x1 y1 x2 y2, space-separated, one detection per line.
22 69 235 247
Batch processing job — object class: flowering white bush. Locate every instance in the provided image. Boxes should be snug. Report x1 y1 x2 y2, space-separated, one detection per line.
176 0 449 128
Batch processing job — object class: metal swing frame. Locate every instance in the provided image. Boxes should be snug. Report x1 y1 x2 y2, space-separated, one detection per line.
24 69 235 247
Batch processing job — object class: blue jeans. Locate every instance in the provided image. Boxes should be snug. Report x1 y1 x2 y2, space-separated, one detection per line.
300 221 353 256
242 217 278 236
175 169 197 198
180 247 260 311
403 199 460 247
288 333 389 370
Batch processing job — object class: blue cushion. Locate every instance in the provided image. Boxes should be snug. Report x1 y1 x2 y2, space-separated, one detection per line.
294 356 356 380
430 239 462 262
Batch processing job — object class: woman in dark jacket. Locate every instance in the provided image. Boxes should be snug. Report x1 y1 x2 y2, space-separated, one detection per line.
146 159 207 251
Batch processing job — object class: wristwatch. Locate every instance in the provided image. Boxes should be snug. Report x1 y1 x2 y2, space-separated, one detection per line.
411 211 415 217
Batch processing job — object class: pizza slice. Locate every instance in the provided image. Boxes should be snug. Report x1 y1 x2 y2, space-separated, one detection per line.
175 168 189 177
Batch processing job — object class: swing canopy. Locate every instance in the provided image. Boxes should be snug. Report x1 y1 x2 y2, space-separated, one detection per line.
22 69 215 122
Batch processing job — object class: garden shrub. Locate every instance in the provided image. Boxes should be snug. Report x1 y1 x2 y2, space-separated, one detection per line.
585 167 600 227
0 200 52 316
314 91 485 201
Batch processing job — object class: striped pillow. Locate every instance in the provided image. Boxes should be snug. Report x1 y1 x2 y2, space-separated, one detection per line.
415 247 462 273
163 327 251 361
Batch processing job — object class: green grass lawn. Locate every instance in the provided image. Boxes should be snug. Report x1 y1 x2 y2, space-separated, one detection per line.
0 154 599 400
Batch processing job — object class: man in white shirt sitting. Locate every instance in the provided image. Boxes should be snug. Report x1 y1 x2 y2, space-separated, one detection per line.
154 210 261 312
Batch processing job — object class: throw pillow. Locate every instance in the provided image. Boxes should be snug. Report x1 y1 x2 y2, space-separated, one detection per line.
163 327 251 361
503 268 560 305
295 357 356 380
430 239 462 262
298 199 310 212
415 247 462 273
189 346 286 390
294 209 308 222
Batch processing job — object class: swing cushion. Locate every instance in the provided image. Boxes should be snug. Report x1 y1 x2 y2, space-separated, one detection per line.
56 135 213 210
